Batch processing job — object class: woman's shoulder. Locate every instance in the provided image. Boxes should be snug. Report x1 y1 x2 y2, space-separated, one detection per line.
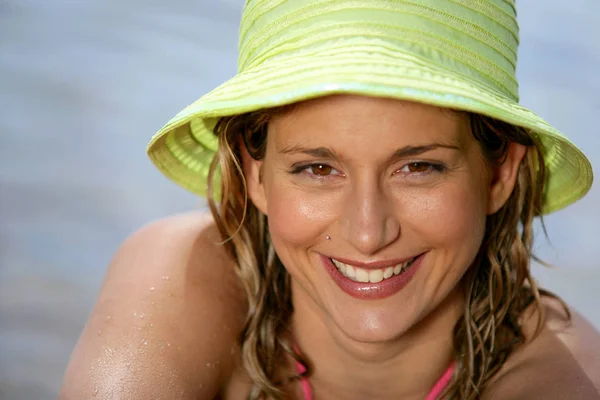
60 211 249 399
484 296 600 399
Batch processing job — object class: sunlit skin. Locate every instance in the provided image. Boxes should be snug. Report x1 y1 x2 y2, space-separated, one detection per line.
58 93 600 400
243 94 526 399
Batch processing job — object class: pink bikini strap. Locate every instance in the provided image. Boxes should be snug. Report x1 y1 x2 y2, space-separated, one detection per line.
425 362 455 400
297 360 454 400
296 360 313 400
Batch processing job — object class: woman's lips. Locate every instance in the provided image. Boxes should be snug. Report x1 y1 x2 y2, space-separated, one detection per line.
331 257 415 283
321 253 425 300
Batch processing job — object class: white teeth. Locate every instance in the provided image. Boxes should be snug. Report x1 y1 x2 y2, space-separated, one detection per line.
383 267 393 279
369 269 383 283
355 268 369 283
332 258 343 271
346 265 356 279
331 257 415 283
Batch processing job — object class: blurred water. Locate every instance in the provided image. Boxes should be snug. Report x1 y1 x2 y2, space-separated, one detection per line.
0 1 598 399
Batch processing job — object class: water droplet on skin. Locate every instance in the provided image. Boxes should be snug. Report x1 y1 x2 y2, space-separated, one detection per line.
139 314 145 319
149 287 155 291
162 276 170 281
143 340 148 345
92 388 98 397
105 316 112 322
150 323 154 327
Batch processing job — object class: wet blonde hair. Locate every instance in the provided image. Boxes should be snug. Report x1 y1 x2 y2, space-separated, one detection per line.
207 103 560 399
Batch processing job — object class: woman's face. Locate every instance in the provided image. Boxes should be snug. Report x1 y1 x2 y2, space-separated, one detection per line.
245 95 513 343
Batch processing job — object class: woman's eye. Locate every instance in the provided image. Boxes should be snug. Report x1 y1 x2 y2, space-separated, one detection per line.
406 162 430 173
290 163 342 178
308 164 335 176
397 162 444 175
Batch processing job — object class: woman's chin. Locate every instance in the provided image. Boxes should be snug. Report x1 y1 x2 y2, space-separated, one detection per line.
326 303 418 344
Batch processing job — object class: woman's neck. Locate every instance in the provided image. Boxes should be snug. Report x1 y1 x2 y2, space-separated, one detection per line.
290 286 463 400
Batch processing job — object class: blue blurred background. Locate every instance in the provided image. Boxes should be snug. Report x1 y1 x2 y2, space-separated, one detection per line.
0 1 598 399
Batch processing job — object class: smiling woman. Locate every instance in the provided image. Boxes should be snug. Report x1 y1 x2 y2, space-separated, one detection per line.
207 96 548 398
60 1 600 399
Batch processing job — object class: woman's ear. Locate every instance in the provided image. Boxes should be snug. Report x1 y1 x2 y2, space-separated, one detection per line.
239 137 268 215
487 142 527 215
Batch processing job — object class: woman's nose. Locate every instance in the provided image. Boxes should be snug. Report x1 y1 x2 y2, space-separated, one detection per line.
340 183 401 255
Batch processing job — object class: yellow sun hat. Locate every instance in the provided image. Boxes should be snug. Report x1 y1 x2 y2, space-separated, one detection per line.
147 0 593 214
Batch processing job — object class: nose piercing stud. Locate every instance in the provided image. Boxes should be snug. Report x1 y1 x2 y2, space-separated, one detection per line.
325 235 331 240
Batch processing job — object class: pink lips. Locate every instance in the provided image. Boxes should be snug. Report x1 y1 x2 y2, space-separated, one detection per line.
321 253 424 300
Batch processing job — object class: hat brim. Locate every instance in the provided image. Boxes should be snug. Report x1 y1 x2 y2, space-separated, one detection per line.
147 49 592 214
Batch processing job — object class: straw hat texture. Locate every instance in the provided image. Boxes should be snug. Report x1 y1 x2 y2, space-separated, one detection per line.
147 0 593 214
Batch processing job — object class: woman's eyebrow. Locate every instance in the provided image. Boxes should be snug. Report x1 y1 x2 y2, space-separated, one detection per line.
279 145 337 158
279 143 459 160
388 143 460 161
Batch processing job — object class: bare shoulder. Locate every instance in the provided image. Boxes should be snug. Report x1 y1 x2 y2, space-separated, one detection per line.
59 211 248 400
483 296 600 399
545 297 600 386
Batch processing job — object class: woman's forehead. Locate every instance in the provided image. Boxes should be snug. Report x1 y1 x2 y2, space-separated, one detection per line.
269 94 470 147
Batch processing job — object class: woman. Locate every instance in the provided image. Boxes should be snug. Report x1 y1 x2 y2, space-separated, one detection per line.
60 1 600 399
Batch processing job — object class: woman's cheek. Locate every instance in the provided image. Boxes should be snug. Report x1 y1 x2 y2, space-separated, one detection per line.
266 184 338 246
402 183 486 249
